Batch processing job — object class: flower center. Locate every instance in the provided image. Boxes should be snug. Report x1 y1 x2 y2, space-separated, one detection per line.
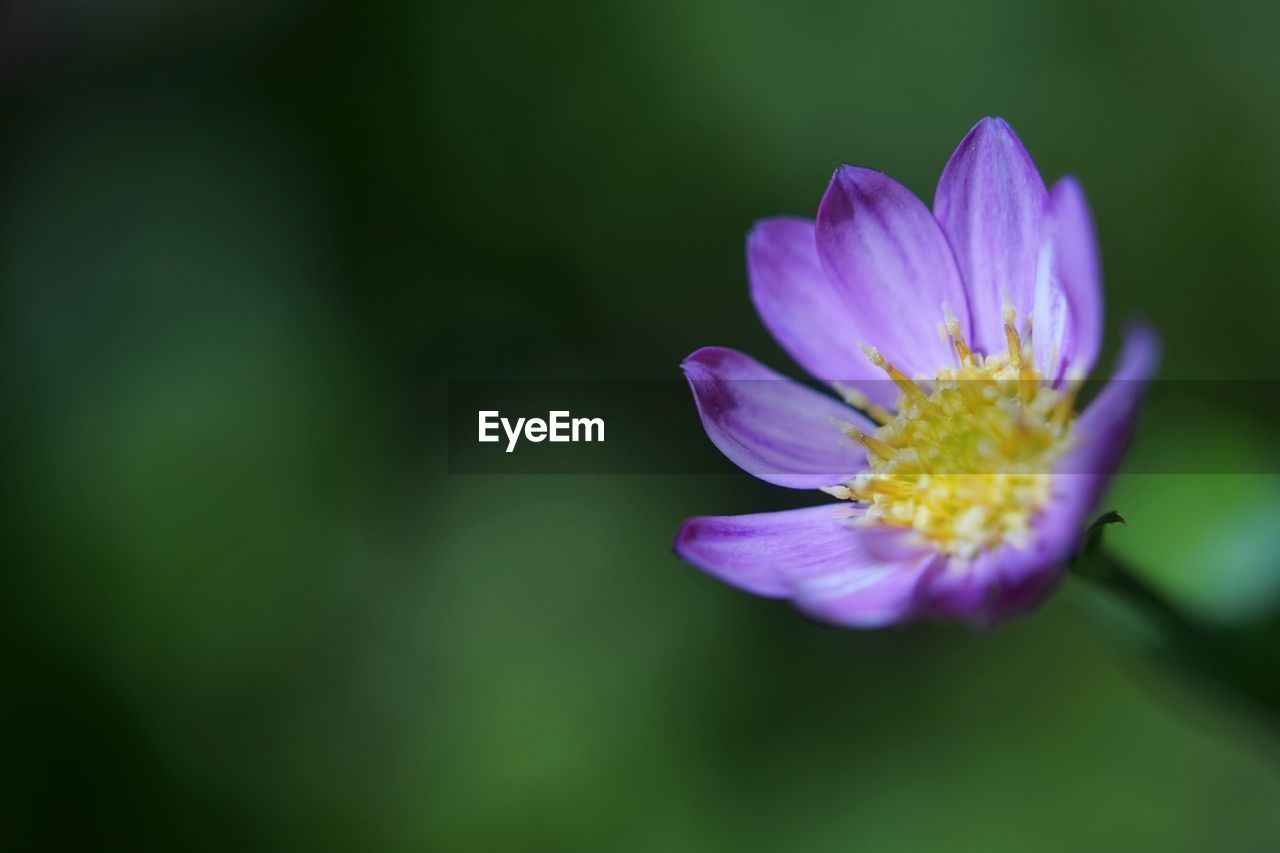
824 300 1079 558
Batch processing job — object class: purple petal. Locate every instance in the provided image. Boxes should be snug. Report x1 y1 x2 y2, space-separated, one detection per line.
918 560 998 620
816 166 971 379
1033 176 1104 380
966 543 1067 624
682 346 871 489
913 507 1074 623
934 117 1047 357
960 493 1088 623
1031 250 1072 383
748 216 897 404
674 505 935 627
1062 322 1161 485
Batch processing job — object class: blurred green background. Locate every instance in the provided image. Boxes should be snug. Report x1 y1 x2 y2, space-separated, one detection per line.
5 0 1280 850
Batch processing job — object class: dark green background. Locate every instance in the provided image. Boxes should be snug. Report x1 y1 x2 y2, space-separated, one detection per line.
5 0 1280 850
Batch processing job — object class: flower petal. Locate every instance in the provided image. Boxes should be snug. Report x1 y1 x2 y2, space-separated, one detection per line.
1033 176 1104 380
918 560 998 620
965 541 1068 624
816 166 971 379
1061 321 1161 485
934 117 1047 357
682 346 871 489
748 216 896 404
969 491 1090 623
674 505 934 627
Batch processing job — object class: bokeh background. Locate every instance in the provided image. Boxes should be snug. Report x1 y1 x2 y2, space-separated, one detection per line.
5 0 1280 850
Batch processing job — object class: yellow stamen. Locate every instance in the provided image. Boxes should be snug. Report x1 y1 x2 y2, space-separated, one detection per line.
833 382 894 425
1051 369 1085 426
858 342 928 406
829 417 899 460
942 301 975 367
1000 291 1022 372
828 303 1076 557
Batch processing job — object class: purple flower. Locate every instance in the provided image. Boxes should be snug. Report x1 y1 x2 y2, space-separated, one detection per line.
675 117 1160 627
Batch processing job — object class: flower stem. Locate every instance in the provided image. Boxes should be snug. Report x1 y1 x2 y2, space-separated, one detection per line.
1070 513 1280 732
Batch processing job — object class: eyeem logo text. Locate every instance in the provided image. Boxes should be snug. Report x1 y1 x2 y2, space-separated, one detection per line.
478 410 605 453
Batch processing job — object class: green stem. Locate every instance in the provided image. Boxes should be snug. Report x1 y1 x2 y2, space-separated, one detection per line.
1070 513 1280 730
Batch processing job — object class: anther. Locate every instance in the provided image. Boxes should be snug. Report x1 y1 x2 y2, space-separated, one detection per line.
829 417 898 460
942 302 975 367
833 382 894 425
858 341 928 406
1000 290 1023 372
1051 369 1085 426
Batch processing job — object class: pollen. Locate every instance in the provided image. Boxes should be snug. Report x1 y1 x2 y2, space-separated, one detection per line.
830 306 1078 559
